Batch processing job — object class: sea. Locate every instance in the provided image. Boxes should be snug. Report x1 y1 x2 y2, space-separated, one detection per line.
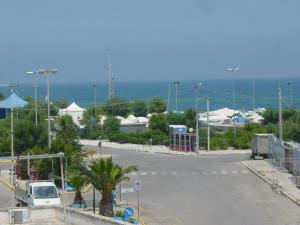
1 78 299 112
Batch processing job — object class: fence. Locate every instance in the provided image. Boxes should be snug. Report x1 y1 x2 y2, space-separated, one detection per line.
267 135 300 186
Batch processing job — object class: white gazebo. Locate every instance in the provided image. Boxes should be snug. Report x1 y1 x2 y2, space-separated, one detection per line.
58 102 85 127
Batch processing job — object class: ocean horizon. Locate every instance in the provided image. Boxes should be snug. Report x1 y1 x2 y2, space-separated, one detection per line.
1 78 299 112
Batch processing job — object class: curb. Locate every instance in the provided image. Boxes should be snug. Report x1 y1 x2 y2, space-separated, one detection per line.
240 161 300 206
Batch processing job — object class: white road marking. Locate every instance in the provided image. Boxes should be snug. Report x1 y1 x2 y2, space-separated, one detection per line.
211 171 218 175
221 170 228 175
130 172 137 176
171 172 177 176
241 170 249 174
231 170 238 175
141 172 148 176
151 172 157 176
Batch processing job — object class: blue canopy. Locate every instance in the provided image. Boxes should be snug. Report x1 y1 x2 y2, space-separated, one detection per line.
0 92 28 109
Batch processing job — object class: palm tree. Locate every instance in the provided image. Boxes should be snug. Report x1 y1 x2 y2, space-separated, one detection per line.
68 170 87 205
82 158 137 217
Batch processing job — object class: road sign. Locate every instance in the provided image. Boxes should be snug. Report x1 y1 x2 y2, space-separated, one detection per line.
135 179 142 191
121 188 134 194
123 207 134 218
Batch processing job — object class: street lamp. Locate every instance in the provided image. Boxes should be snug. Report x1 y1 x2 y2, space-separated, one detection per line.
26 71 38 126
173 81 180 112
227 67 239 139
194 82 202 153
36 69 58 149
288 82 293 106
93 84 97 118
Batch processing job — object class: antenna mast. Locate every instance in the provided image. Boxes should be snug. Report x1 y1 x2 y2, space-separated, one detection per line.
107 49 115 100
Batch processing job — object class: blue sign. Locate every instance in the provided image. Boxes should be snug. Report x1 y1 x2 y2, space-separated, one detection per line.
123 207 134 218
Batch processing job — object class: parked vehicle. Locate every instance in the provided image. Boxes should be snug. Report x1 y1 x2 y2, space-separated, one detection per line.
16 180 61 207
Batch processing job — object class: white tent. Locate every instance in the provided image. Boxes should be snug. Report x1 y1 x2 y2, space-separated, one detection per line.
58 102 85 126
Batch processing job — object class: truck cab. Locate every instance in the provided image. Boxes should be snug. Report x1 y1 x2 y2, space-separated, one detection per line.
18 181 61 207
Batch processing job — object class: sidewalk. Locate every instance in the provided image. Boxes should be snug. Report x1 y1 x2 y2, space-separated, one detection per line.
80 139 250 156
241 159 300 205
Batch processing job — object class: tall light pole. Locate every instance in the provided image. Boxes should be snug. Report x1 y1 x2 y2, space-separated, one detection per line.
36 69 58 149
166 84 171 113
174 81 179 112
227 67 239 139
288 82 293 106
93 84 97 118
278 84 283 140
252 81 255 114
26 71 38 126
206 95 210 151
8 83 15 224
194 82 202 153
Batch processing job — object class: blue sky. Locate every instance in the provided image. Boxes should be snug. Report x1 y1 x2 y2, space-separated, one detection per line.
0 0 299 83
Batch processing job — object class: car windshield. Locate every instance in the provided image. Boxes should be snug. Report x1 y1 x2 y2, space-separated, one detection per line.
33 186 58 199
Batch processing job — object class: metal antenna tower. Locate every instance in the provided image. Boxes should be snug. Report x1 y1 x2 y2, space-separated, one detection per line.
107 50 115 100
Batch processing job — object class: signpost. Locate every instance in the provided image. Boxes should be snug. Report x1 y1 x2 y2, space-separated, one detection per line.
135 179 142 223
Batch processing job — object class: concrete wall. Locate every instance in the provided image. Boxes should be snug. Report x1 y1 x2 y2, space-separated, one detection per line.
0 207 128 225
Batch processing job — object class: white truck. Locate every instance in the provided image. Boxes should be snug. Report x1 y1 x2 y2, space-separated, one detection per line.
16 180 61 207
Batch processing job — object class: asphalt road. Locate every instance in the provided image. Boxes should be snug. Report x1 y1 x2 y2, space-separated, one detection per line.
83 146 300 225
1 147 300 225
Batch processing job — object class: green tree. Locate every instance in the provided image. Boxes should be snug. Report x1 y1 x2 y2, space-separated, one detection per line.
14 120 48 153
149 114 168 133
81 106 105 126
132 100 147 117
167 112 185 125
148 98 166 113
81 158 137 216
183 108 196 129
104 98 130 117
102 117 120 137
68 170 88 204
0 92 4 100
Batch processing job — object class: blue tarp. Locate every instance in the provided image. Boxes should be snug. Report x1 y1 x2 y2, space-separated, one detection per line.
0 92 28 109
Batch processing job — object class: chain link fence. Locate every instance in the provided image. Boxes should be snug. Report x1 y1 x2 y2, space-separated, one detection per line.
267 135 300 187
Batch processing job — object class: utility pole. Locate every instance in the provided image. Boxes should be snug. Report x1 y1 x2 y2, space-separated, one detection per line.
227 67 239 139
252 81 255 114
288 82 293 106
9 83 15 225
93 84 97 118
107 50 115 100
34 69 58 149
206 95 210 151
194 82 202 153
26 71 38 126
174 81 179 112
166 84 171 113
278 85 283 140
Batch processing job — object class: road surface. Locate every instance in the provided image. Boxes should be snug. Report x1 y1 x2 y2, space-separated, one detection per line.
84 146 300 225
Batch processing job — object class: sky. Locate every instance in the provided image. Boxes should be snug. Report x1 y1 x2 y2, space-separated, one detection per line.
0 0 299 84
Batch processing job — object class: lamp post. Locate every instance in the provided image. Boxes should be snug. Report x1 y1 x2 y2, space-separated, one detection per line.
36 69 58 149
194 82 202 153
173 81 179 112
227 67 239 139
252 81 255 114
26 71 38 126
93 84 97 118
288 82 293 106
